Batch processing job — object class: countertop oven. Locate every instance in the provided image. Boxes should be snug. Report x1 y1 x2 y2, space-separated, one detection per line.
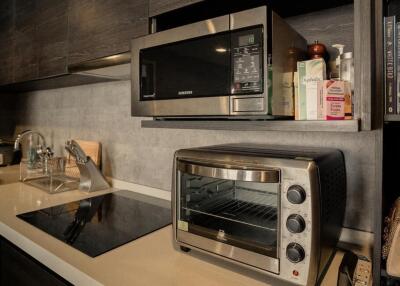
172 144 346 285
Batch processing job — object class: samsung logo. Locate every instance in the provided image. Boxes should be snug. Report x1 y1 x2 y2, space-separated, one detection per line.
178 90 193 95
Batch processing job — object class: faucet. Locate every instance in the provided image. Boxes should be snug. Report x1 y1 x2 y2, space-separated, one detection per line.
14 130 47 151
14 130 53 171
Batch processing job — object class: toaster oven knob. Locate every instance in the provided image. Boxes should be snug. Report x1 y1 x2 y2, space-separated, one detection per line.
286 243 305 263
286 214 306 233
287 185 306 204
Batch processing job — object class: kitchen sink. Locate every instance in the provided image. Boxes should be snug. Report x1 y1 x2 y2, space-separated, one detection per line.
25 176 79 194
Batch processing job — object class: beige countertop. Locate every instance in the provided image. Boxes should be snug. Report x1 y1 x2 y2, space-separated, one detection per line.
0 165 369 286
0 164 20 185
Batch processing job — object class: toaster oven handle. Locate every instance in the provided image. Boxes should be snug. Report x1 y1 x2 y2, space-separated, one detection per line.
177 161 279 183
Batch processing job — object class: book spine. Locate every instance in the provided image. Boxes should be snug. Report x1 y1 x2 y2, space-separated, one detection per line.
397 22 400 113
385 16 396 114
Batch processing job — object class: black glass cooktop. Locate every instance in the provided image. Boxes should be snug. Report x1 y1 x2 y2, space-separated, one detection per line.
17 190 171 257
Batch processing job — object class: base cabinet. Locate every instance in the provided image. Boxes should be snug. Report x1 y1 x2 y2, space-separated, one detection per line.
0 237 72 286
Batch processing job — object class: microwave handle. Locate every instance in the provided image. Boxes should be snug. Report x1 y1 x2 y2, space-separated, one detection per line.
177 161 279 183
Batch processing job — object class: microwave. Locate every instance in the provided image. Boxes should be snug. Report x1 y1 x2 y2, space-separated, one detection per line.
131 6 307 118
172 144 346 285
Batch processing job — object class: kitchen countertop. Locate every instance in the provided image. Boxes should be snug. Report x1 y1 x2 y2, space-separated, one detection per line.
0 166 370 286
0 164 20 185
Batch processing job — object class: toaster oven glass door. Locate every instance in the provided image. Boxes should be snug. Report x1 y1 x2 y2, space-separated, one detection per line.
177 164 279 259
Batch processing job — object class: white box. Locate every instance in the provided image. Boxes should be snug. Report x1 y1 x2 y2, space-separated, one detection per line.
297 59 326 120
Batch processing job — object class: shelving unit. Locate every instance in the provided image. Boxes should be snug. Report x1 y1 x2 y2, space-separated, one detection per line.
148 1 384 284
384 114 400 121
141 119 360 132
143 0 373 133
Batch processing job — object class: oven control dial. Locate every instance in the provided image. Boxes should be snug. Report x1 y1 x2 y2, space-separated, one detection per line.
286 243 305 263
286 214 306 233
287 185 306 204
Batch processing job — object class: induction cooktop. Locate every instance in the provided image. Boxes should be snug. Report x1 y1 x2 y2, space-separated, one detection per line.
17 190 171 257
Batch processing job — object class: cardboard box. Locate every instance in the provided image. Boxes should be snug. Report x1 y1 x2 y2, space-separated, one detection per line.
317 80 352 120
273 72 295 116
297 59 326 120
294 72 299 120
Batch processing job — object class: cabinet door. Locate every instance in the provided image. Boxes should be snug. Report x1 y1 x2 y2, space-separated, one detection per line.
68 0 149 64
36 0 69 78
0 0 15 85
14 0 38 83
0 238 72 286
149 0 203 17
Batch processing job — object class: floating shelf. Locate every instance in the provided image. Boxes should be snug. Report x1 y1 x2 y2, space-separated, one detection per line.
141 119 360 132
385 114 400 122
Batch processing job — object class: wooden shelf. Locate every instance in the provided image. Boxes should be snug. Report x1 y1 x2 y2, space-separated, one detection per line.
141 119 360 132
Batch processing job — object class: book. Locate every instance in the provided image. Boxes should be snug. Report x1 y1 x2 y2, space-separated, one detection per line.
397 22 400 113
385 16 396 114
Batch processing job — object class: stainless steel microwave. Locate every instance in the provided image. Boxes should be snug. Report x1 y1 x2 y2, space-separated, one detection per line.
172 144 346 285
131 6 306 118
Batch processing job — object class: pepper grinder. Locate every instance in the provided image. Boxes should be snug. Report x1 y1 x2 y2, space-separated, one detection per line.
308 40 327 60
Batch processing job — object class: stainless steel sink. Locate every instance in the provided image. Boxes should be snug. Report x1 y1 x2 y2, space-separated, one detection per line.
25 176 79 194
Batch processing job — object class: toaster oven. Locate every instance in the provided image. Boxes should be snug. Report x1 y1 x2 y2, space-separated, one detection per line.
172 144 346 285
131 6 306 118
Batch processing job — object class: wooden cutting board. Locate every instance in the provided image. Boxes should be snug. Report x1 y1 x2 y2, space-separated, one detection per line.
65 140 102 178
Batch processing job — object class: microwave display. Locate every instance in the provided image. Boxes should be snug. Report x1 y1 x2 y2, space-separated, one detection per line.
139 26 263 101
178 171 278 258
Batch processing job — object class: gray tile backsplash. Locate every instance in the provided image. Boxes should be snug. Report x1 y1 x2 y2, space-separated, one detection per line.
2 80 378 232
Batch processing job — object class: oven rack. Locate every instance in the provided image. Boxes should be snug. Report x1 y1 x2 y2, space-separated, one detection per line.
183 197 278 231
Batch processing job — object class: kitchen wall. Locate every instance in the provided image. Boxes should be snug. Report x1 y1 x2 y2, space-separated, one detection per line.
4 80 378 233
0 93 17 138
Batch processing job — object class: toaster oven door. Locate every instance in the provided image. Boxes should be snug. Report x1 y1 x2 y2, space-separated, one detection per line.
176 160 280 273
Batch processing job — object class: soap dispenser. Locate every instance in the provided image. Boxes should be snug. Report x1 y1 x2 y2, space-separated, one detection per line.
331 44 345 79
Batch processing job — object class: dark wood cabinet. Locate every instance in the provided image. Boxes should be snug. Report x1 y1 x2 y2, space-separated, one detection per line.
13 0 38 83
68 0 149 64
0 237 72 286
149 0 203 17
0 0 148 85
36 0 69 78
0 0 14 85
13 0 69 83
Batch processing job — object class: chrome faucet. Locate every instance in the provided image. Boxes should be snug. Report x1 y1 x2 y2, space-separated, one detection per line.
14 130 53 171
14 130 47 151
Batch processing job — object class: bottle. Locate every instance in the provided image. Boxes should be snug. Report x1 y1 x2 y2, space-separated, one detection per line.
331 44 345 80
340 52 354 92
27 134 39 169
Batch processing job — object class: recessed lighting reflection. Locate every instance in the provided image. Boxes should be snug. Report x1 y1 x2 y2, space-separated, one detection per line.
215 48 227 53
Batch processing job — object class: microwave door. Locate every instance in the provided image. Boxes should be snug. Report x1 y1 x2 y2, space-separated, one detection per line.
139 32 231 101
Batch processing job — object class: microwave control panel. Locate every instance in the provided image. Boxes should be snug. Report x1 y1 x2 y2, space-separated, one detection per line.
231 26 263 95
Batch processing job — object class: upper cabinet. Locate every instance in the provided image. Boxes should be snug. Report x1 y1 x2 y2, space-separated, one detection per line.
36 0 69 78
67 0 149 64
8 0 69 84
0 0 149 85
14 0 38 83
0 0 14 85
149 0 203 17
